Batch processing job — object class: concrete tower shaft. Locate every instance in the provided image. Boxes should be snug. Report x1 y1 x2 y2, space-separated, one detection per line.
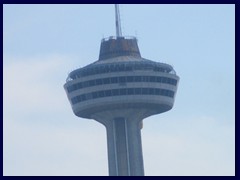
92 109 147 176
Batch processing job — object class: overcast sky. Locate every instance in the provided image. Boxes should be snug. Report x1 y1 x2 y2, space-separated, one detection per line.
3 4 235 176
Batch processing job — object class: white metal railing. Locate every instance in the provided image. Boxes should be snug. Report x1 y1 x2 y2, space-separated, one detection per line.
101 36 137 42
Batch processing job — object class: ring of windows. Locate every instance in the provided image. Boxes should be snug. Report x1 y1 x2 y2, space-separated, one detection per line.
67 76 177 93
71 88 175 105
69 62 173 80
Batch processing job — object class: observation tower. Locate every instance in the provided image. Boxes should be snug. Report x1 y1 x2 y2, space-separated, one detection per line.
64 5 179 176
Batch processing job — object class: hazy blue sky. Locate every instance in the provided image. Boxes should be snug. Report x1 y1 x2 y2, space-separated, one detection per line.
3 4 235 176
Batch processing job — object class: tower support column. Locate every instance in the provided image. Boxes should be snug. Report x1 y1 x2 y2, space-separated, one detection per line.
101 116 144 176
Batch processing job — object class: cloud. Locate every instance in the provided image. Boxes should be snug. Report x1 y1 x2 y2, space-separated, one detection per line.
142 116 235 176
3 54 75 114
3 54 108 176
4 117 108 176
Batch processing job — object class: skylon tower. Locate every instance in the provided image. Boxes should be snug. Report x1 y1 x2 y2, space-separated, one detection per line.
64 5 179 176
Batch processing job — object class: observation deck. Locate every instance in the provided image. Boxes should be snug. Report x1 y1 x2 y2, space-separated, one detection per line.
64 36 179 119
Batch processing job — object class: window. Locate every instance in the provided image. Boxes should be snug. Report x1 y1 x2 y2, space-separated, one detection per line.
120 89 127 95
77 96 81 102
134 63 141 70
96 79 102 85
162 89 168 96
145 63 152 70
67 87 71 92
162 77 167 83
119 64 125 71
155 89 160 95
156 77 162 82
67 86 72 92
71 84 75 91
154 66 160 71
77 83 82 89
92 92 98 99
135 88 141 95
128 88 134 95
94 67 99 74
83 81 89 88
85 93 92 100
71 97 76 104
173 79 177 85
149 88 154 94
98 91 104 97
115 65 120 72
142 76 149 82
81 94 86 101
127 76 134 82
170 91 174 97
109 65 115 72
125 65 133 71
142 88 149 95
88 68 94 75
111 77 118 83
119 77 126 83
134 76 142 82
112 89 119 96
105 66 110 73
105 90 112 96
137 63 144 70
149 76 156 82
89 80 95 86
103 78 110 84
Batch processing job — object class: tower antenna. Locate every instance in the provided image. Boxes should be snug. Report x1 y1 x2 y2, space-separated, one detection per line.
115 4 122 37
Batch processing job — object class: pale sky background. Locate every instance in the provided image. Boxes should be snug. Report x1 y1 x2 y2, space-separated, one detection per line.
3 4 235 176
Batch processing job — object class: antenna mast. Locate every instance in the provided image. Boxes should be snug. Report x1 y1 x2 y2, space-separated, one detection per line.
115 4 122 37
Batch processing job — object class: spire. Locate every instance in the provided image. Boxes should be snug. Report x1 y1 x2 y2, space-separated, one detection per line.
115 4 122 37
98 4 141 60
